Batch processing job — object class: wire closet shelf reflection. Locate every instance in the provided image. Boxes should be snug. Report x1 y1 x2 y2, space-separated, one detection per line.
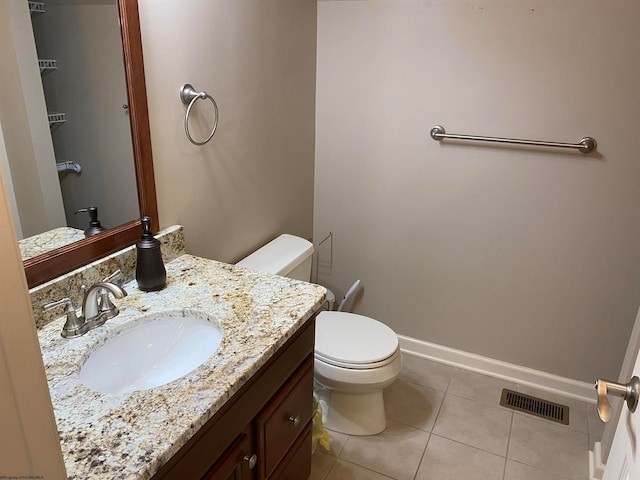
180 84 219 146
429 125 597 154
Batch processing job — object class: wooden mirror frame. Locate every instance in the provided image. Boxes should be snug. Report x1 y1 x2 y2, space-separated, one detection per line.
23 0 158 288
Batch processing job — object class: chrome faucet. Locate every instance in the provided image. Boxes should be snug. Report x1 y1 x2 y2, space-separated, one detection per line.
83 281 128 329
43 278 127 338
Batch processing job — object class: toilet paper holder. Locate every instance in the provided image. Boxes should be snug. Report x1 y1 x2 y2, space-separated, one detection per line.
594 376 640 423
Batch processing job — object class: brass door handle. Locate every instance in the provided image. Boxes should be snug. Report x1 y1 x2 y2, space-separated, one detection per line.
594 376 640 422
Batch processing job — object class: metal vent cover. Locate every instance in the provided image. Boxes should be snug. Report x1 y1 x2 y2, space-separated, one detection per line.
500 389 570 425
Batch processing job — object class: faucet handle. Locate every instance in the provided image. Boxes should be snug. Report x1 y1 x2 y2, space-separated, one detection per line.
44 298 88 338
98 290 118 317
103 269 123 283
98 270 125 319
97 288 127 322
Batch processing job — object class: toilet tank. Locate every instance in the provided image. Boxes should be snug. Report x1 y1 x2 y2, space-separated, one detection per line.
236 234 314 282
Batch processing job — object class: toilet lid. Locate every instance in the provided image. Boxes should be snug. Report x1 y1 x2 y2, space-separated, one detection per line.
315 311 399 369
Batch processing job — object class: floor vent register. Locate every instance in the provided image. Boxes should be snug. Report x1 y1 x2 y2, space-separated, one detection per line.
499 388 570 425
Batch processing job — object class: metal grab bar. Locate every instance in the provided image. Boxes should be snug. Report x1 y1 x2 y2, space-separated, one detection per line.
180 84 219 146
430 125 597 154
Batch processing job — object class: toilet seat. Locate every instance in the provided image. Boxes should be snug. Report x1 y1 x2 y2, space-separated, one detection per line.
315 348 401 370
315 311 399 370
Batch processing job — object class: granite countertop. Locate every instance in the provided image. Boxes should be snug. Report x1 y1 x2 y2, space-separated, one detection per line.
37 254 326 480
19 226 86 261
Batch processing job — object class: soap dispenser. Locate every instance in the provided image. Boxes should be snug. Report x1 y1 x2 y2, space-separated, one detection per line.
135 216 166 291
74 206 107 237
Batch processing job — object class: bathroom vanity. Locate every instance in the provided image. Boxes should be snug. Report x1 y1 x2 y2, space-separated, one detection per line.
35 249 325 479
153 315 315 480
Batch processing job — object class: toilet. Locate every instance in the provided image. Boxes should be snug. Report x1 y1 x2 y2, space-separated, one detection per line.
236 234 402 435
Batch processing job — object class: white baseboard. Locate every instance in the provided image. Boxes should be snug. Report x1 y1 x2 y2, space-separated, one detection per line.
589 442 606 480
398 334 595 403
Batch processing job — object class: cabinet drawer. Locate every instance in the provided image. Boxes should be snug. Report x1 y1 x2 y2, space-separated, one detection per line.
256 358 313 479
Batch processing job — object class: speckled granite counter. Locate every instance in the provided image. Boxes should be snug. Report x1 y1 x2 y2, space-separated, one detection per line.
19 226 85 261
37 254 325 480
31 225 186 329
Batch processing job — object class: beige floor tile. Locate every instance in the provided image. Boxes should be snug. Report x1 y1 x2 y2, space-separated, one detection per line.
504 460 573 480
324 428 350 456
516 384 588 433
384 379 444 431
432 394 512 456
448 369 517 406
415 435 505 480
338 419 429 480
325 459 396 480
508 413 588 479
310 358 593 480
310 450 337 480
399 354 455 392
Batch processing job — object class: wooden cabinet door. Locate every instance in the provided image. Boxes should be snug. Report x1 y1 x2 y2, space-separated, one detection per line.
256 358 313 479
203 427 256 480
268 423 312 480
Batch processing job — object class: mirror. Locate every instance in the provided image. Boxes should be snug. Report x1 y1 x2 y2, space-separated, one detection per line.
30 0 140 241
21 0 158 288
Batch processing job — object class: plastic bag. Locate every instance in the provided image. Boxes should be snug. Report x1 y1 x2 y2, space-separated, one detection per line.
312 394 331 453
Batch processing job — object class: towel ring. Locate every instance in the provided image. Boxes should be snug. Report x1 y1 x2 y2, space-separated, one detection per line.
180 84 218 145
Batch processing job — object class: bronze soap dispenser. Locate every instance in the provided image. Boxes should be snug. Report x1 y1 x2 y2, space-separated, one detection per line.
135 216 166 291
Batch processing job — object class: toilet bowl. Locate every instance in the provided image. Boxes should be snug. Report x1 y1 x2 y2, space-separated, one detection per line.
236 234 402 435
314 311 402 435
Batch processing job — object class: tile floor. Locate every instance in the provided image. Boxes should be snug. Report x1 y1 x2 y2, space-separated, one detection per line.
310 353 603 480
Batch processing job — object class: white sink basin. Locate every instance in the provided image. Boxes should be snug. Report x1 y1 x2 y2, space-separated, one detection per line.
79 312 222 394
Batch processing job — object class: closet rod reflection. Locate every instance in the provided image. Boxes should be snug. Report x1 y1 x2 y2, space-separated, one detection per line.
430 125 597 154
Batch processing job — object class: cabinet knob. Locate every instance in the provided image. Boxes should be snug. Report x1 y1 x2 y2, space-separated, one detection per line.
244 454 258 469
289 415 301 427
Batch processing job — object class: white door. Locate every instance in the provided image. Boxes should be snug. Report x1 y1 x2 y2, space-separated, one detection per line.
602 354 640 479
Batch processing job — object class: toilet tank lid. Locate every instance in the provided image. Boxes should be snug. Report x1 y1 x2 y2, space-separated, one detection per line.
236 234 314 276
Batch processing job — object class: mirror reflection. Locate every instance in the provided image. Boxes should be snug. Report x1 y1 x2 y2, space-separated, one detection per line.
8 0 139 262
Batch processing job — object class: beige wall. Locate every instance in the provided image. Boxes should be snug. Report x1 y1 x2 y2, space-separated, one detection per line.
138 0 317 263
0 0 66 239
315 0 640 382
0 147 66 476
